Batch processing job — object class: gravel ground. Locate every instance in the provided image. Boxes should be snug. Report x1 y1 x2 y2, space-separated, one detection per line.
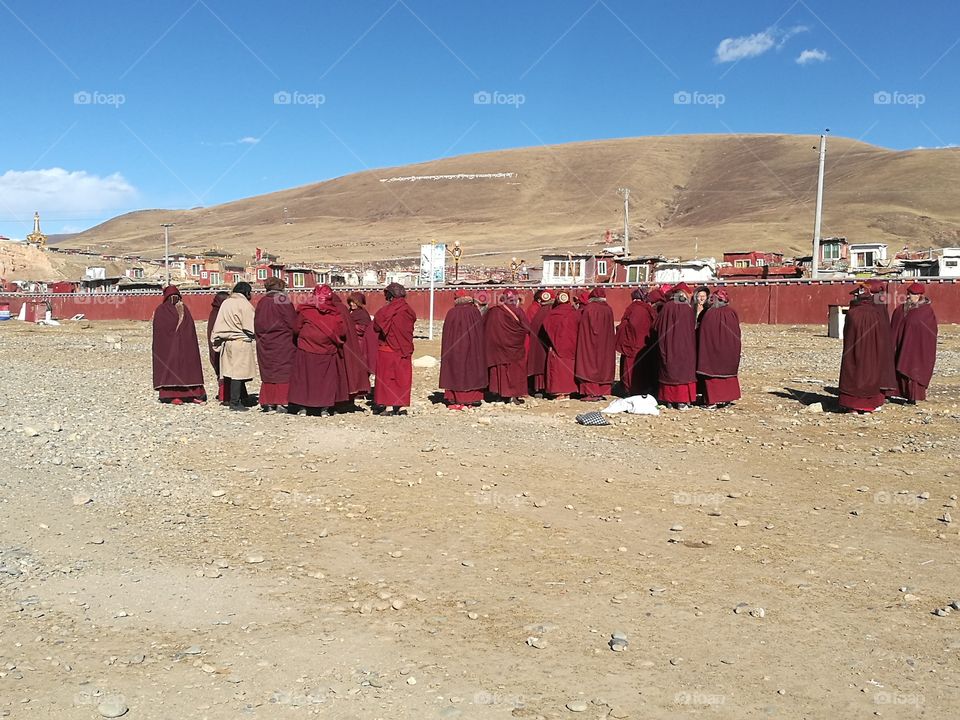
1 318 959 720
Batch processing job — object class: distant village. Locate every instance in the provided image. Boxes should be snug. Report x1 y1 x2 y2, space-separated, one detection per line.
3 214 960 293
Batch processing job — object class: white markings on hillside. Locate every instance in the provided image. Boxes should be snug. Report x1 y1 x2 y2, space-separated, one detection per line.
379 172 517 184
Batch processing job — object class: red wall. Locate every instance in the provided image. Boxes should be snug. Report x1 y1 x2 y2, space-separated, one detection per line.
1 280 959 324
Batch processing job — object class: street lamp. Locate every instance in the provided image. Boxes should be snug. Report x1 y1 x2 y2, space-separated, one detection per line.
161 223 174 286
452 240 463 282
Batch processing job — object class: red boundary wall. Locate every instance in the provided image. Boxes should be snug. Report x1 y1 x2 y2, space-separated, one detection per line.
1 280 959 324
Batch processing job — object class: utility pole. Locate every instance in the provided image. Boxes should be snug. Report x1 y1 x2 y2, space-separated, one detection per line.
617 187 630 255
811 130 829 279
161 223 174 286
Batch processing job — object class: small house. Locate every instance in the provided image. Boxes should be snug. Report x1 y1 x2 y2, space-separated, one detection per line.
939 248 960 278
653 258 717 284
848 243 888 273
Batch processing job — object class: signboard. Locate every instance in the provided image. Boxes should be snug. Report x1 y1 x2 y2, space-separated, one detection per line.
419 243 446 284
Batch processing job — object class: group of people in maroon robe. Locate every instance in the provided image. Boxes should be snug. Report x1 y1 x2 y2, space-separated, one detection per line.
437 283 741 410
840 280 938 412
152 281 417 417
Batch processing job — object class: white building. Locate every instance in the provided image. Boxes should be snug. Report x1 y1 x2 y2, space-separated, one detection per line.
848 243 887 272
540 254 590 285
653 258 716 284
939 248 960 278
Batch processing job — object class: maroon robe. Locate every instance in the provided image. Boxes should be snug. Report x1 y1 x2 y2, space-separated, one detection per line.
289 301 346 409
892 300 938 401
484 304 530 398
615 301 656 394
654 298 697 401
349 306 378 377
696 303 742 404
542 303 579 395
332 294 370 398
373 298 417 407
526 302 552 391
255 292 297 382
575 299 616 396
870 297 898 395
440 302 487 395
153 299 205 398
839 296 888 411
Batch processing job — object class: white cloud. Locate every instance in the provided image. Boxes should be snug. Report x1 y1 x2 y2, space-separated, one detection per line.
0 168 137 216
796 48 828 65
237 136 260 145
715 25 809 63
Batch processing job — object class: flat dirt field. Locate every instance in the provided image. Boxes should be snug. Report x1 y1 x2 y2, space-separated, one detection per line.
1 319 959 720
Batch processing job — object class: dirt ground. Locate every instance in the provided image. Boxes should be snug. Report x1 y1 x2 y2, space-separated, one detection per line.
1 319 959 720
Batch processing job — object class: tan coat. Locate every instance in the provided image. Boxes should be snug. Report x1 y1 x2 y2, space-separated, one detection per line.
212 293 257 380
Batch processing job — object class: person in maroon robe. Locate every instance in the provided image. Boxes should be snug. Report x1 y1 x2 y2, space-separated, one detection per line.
439 290 487 409
696 289 742 407
207 291 230 402
861 279 898 398
288 284 346 416
839 284 889 413
573 290 591 313
152 285 207 404
373 283 417 415
542 291 579 398
654 282 697 409
615 288 657 395
575 287 616 400
330 292 370 406
526 290 553 397
891 283 938 403
348 292 379 380
484 290 530 404
476 292 490 316
692 286 710 327
254 277 297 411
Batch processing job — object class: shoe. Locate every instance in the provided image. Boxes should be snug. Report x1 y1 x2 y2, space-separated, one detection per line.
260 405 273 412
511 397 525 405
319 409 332 417
676 403 691 411
171 398 183 406
276 405 288 413
448 404 465 411
229 404 250 412
372 404 386 415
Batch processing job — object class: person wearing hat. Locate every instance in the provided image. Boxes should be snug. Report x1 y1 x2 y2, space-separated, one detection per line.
526 289 554 397
373 283 417 415
152 285 207 405
439 290 487 409
288 284 347 417
254 277 297 412
484 290 531 404
696 288 742 407
838 283 889 413
616 288 657 396
890 283 938 404
653 283 697 409
575 287 616 401
542 291 579 398
212 282 257 412
475 292 490 316
206 291 230 402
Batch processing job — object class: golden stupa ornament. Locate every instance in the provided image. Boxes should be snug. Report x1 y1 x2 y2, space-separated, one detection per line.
25 212 47 248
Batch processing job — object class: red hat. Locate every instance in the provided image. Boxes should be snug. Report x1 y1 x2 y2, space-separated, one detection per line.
348 291 366 306
660 284 674 294
906 283 925 295
539 289 553 303
646 288 664 304
313 284 333 303
865 279 884 293
589 287 606 299
556 291 571 304
672 282 693 296
454 289 471 299
577 291 591 304
163 285 181 299
713 288 730 303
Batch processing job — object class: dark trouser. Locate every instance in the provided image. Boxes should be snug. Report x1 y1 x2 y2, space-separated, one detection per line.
229 378 248 406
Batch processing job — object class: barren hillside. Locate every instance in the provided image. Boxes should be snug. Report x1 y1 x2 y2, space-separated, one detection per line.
71 135 960 265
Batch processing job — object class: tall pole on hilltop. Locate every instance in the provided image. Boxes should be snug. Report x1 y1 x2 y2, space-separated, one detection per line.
161 223 174 286
618 187 630 255
812 131 828 279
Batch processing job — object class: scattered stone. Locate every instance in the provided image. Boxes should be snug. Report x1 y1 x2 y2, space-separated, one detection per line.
97 696 128 718
566 700 588 712
526 637 546 649
23 427 40 437
718 473 731 482
669 524 684 532
940 512 953 524
467 612 479 620
72 494 92 506
934 607 950 617
750 607 766 619
246 555 265 564
211 489 226 497
389 550 403 558
391 599 405 611
412 355 438 368
803 402 823 414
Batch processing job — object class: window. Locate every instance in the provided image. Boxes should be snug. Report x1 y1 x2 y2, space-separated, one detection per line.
293 272 305 288
626 265 646 283
596 260 608 275
210 272 221 285
756 258 767 267
854 252 875 268
946 260 958 268
822 243 841 260
132 268 144 278
190 263 201 276
734 260 750 268
257 268 268 280
272 268 282 278
200 271 208 279
551 260 583 279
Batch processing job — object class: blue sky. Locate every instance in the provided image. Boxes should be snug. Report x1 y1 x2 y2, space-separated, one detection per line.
1 0 957 239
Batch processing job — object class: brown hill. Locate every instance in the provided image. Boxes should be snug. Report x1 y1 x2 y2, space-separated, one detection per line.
71 134 960 265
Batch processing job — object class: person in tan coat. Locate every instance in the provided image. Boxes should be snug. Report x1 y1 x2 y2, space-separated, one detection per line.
212 282 257 412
